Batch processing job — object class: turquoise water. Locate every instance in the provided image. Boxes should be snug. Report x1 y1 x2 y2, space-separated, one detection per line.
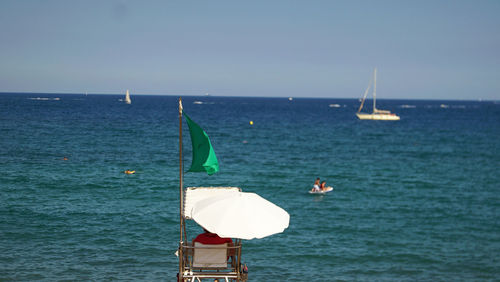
1 93 499 281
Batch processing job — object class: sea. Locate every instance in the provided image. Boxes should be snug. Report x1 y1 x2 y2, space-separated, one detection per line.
1 93 499 281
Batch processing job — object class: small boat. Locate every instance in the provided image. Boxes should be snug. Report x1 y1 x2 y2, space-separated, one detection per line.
356 68 400 121
124 89 131 104
309 187 333 194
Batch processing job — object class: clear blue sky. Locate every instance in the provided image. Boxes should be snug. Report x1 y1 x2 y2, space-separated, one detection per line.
0 0 499 100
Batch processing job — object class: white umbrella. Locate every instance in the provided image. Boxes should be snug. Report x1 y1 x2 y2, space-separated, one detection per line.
190 192 290 240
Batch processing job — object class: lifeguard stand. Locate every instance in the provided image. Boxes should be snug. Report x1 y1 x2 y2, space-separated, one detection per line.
178 187 248 282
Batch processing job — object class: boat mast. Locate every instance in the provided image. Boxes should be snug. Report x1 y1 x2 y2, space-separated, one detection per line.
373 68 377 112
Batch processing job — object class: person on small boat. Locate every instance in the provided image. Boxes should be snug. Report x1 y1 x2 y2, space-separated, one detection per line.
320 181 330 191
311 178 321 192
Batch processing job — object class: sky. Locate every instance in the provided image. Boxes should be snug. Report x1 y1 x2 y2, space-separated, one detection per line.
0 0 499 100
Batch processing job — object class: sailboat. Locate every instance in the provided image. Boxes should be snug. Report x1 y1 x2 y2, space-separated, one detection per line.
124 89 131 104
356 68 400 121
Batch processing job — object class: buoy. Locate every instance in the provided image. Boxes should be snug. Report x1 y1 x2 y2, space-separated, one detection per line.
249 121 253 125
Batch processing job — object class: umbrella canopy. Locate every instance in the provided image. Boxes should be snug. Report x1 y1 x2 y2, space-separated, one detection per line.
190 192 290 240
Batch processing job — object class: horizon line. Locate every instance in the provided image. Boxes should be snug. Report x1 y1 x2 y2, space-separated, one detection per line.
0 91 495 102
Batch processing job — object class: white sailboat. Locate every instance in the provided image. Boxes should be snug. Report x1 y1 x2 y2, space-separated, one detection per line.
124 89 131 104
356 68 400 121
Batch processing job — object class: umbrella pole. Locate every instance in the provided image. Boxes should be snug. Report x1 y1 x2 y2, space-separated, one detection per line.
178 97 184 279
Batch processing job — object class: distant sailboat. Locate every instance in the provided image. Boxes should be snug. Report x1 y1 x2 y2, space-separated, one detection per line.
124 89 131 104
356 68 399 121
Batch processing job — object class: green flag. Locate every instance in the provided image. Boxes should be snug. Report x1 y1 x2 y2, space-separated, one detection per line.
183 111 219 175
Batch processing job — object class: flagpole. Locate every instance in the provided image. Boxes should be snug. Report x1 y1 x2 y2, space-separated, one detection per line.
178 97 184 279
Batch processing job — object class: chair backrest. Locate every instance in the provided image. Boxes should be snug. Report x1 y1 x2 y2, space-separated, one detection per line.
192 242 228 268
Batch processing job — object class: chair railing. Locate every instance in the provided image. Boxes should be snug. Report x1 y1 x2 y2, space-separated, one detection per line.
179 241 247 281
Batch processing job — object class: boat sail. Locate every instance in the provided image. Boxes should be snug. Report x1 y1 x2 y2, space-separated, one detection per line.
124 90 131 104
356 68 400 121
